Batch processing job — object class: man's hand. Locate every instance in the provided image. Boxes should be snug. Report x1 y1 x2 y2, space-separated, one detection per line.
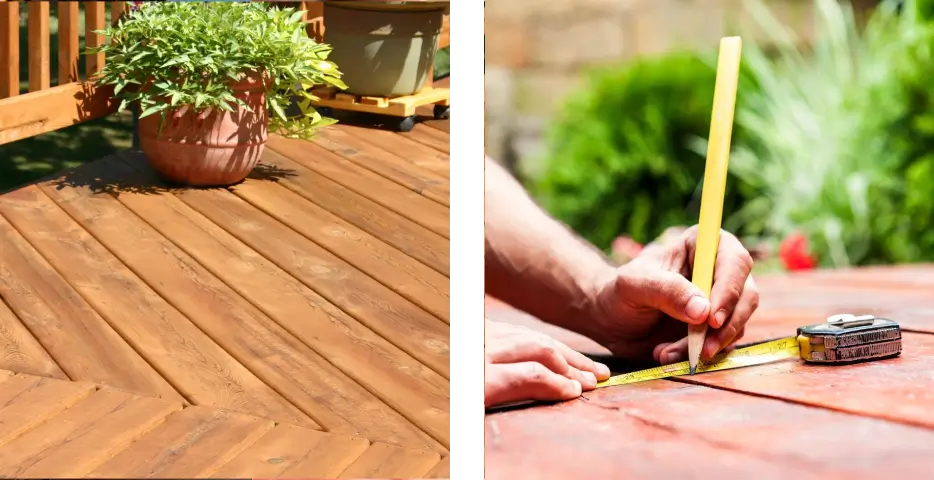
588 225 759 365
485 320 610 408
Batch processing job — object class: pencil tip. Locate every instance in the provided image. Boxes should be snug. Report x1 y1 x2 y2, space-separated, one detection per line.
689 364 697 375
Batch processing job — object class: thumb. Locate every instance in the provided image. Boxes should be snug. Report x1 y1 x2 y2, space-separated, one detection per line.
625 268 710 325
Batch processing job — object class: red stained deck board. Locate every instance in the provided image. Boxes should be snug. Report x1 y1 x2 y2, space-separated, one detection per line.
485 380 934 479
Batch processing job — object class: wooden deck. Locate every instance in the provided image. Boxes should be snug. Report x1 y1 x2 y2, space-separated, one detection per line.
485 265 934 478
0 116 450 477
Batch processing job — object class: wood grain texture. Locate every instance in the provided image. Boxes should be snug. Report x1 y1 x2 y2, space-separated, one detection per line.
89 406 275 478
486 380 934 479
42 159 446 448
426 456 450 478
0 186 310 428
313 127 450 207
0 388 182 477
0 297 65 379
175 182 451 379
258 148 450 276
229 176 451 324
337 124 450 179
0 215 181 400
27 1 50 92
0 81 117 146
84 2 106 78
212 424 369 478
338 442 441 479
0 374 96 446
399 124 450 154
110 155 449 451
57 1 79 84
268 135 450 239
0 1 18 98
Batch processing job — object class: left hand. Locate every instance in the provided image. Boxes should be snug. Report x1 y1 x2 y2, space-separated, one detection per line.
586 225 759 365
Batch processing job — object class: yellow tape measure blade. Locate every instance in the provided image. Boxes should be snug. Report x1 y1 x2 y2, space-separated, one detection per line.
595 337 800 389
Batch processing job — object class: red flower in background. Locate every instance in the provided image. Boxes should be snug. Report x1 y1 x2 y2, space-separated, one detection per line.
779 231 817 271
611 235 643 264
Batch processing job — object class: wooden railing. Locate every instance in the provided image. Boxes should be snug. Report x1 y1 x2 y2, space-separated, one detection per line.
0 1 121 146
0 1 451 147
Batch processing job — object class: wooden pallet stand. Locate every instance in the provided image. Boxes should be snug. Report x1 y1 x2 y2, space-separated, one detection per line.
311 86 450 131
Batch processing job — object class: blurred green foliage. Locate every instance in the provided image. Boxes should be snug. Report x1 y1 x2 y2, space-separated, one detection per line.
528 0 934 268
529 53 756 249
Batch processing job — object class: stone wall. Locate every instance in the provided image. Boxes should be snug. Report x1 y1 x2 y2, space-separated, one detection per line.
484 0 878 176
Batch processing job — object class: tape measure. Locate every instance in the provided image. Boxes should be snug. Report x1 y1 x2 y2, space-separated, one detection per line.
596 314 902 389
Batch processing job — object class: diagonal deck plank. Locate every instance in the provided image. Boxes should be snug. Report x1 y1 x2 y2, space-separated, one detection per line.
0 387 182 477
89 406 275 478
0 296 65 380
102 155 449 451
399 124 451 154
166 181 451 377
0 186 312 428
268 135 450 239
0 372 96 446
337 442 441 479
337 124 450 179
259 147 451 274
313 128 450 206
0 217 182 399
212 424 369 478
226 177 450 322
37 162 447 447
426 456 450 478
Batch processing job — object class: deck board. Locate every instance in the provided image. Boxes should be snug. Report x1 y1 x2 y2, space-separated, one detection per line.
0 118 449 474
0 217 180 397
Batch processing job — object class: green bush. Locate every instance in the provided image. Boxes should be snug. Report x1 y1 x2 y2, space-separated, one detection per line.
528 52 757 250
727 0 934 268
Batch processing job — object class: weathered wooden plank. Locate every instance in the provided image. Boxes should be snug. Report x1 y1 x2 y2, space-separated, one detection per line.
0 388 182 477
269 135 450 239
259 148 451 278
0 215 181 400
110 156 449 451
0 186 312 428
338 442 441 479
0 374 96 447
212 424 369 478
0 1 18 98
0 297 65 380
173 184 451 379
58 1 79 84
89 406 274 477
485 380 934 478
337 124 450 179
84 2 106 78
314 128 450 206
27 1 51 92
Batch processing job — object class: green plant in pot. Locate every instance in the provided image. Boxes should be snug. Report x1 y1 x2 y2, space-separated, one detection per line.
88 1 347 186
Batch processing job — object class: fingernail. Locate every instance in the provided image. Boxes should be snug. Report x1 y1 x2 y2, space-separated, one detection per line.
570 380 582 396
685 295 710 322
665 351 683 364
582 371 597 386
704 337 720 359
714 309 728 328
595 362 611 379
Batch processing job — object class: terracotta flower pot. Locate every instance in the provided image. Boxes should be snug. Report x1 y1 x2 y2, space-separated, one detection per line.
139 73 269 186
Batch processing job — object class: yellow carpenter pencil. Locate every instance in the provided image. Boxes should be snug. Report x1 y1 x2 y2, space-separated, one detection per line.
688 36 742 374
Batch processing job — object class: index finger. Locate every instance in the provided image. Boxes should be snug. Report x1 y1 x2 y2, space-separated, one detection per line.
707 231 754 329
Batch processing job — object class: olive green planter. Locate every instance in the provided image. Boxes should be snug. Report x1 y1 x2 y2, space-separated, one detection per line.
323 1 446 97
